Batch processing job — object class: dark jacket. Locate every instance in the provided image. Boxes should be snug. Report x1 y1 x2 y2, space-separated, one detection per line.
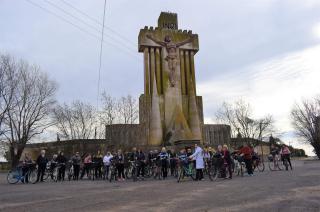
71 155 81 166
36 155 48 167
57 155 67 164
114 154 125 164
137 151 145 161
223 150 232 165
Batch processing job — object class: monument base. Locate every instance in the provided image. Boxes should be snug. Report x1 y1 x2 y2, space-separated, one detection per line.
174 140 200 150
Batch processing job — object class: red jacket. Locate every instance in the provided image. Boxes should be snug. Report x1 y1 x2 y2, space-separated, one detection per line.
239 146 253 160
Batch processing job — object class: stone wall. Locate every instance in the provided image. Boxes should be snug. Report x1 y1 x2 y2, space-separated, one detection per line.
202 124 231 147
23 139 112 160
105 124 146 147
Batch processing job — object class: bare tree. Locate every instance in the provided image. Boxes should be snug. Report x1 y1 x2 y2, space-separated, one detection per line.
0 55 57 167
0 55 17 137
118 95 138 124
216 99 274 143
52 100 95 140
291 97 320 159
100 92 117 125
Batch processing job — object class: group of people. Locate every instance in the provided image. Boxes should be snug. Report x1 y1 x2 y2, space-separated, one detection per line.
19 142 292 183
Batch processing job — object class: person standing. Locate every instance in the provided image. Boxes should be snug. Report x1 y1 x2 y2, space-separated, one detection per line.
159 147 169 179
136 149 146 180
36 150 48 182
80 153 92 179
21 153 33 183
115 149 125 181
71 152 81 180
239 143 254 176
103 151 113 180
57 151 67 181
189 144 204 181
222 145 232 179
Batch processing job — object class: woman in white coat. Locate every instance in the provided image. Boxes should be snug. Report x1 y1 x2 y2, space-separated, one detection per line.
189 144 204 181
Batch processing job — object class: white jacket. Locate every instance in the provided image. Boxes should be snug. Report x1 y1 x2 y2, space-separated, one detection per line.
103 155 113 166
190 146 204 169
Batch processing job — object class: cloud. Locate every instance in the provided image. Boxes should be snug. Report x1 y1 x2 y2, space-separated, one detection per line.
198 44 320 155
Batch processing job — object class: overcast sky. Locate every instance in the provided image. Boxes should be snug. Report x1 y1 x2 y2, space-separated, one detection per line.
1 0 320 155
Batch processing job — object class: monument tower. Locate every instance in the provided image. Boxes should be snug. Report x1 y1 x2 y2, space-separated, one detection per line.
138 12 204 147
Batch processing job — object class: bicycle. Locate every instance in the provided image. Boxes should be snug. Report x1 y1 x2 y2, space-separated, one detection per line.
268 154 284 171
233 155 245 177
109 161 118 182
7 163 37 184
203 158 214 181
150 158 162 180
281 154 290 171
252 154 265 172
67 163 74 181
177 159 196 183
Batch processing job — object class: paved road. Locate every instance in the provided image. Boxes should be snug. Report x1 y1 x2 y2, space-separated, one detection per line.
0 160 319 212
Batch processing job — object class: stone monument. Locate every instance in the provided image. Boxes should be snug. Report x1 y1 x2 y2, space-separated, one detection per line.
138 12 204 147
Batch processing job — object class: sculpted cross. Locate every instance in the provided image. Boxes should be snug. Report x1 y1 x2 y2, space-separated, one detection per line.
146 34 194 87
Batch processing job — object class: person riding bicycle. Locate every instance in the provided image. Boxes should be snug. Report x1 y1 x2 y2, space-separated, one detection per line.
71 152 81 180
57 151 67 181
159 147 169 179
103 151 113 180
136 149 146 180
239 143 254 176
36 149 48 182
270 144 279 157
280 144 292 170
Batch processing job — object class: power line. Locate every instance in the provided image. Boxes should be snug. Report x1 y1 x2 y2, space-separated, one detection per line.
59 0 136 48
96 0 107 111
43 0 136 53
25 0 138 59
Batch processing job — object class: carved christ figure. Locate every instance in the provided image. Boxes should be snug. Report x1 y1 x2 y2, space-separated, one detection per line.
146 34 194 87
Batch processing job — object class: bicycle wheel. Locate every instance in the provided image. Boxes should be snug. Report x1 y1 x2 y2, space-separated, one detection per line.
190 167 196 180
43 170 50 181
257 161 265 172
277 159 284 171
283 159 289 171
240 163 245 177
207 168 213 181
29 170 38 184
125 166 133 179
52 167 58 182
109 170 114 182
268 160 276 171
144 166 151 178
132 167 137 182
7 170 20 184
